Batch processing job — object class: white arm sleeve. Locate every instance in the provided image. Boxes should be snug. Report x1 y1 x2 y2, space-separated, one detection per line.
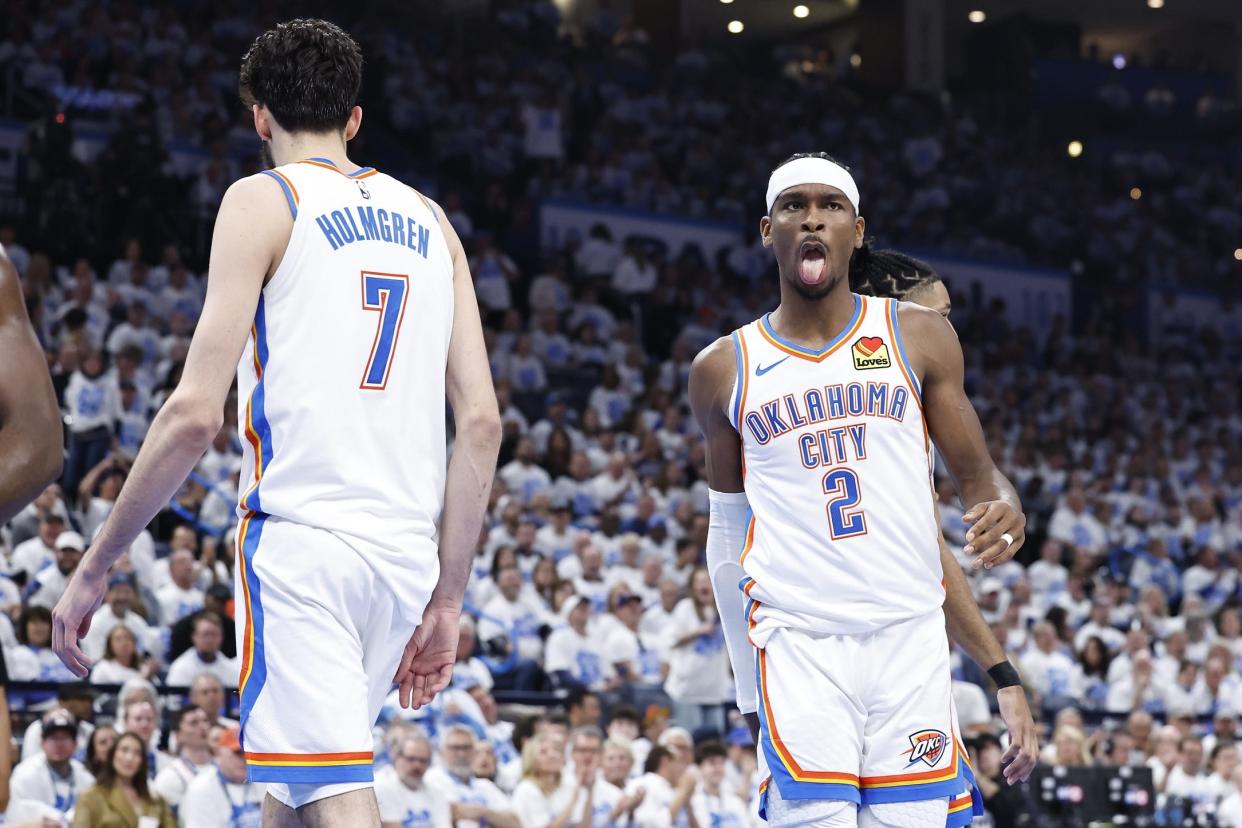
707 488 758 713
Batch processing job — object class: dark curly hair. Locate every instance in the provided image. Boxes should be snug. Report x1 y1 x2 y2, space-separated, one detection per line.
238 18 363 133
848 239 942 301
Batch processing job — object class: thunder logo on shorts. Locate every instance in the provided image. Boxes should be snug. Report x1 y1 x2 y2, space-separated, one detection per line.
902 730 948 769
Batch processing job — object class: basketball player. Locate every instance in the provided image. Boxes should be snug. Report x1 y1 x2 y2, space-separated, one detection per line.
0 244 63 522
53 19 501 828
690 153 1029 827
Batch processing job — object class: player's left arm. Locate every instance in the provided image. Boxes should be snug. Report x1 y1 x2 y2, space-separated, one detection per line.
901 304 1025 569
904 304 1038 782
53 174 289 676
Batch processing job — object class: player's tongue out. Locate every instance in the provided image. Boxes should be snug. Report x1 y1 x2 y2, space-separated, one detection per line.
799 246 826 285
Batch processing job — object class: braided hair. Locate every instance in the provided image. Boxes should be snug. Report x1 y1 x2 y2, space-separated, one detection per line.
848 239 942 301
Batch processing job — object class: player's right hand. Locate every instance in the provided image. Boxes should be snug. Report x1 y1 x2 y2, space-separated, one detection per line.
393 605 460 709
997 686 1040 784
52 563 106 677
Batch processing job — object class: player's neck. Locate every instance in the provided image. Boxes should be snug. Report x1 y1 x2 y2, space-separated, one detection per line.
769 281 856 347
269 136 355 173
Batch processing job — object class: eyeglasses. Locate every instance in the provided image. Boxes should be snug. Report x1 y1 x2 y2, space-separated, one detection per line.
445 743 473 752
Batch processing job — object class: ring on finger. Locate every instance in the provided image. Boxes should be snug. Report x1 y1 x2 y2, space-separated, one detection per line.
1001 532 1015 548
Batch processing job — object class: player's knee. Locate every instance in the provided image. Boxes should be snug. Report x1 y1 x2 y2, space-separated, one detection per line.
858 798 949 828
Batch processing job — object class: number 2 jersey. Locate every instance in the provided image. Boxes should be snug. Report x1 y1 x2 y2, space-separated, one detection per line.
235 158 454 619
730 294 944 645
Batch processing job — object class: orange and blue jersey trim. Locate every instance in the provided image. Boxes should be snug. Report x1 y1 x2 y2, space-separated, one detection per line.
738 514 757 567
885 298 930 453
886 298 922 400
236 510 268 758
408 187 439 221
300 156 378 179
754 644 862 808
945 742 985 826
240 296 272 513
246 750 375 784
729 330 750 430
260 170 299 219
758 293 864 362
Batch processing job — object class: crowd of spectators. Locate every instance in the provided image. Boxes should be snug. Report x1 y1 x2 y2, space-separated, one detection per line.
0 0 1240 826
2 0 1239 296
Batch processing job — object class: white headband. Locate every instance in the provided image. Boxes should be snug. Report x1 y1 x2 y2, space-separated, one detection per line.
766 156 860 215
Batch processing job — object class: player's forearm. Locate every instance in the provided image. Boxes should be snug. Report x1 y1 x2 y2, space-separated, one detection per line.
941 544 1006 670
428 413 501 611
0 420 63 524
83 396 220 577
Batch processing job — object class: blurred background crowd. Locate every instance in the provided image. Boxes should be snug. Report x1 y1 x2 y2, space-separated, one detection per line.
0 0 1239 826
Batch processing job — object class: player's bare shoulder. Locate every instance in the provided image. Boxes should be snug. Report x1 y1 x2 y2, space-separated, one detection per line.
225 170 294 209
688 336 737 425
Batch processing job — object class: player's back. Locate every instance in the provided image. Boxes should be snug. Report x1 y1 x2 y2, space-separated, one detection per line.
236 158 452 569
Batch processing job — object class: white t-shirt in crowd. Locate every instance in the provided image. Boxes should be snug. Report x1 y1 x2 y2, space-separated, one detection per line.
512 776 581 828
605 625 665 686
8 753 95 817
544 625 612 690
640 604 676 640
952 680 992 732
662 599 732 705
626 772 690 828
10 537 55 579
90 658 143 685
1027 560 1068 597
374 774 453 828
180 770 265 827
423 767 515 828
152 756 214 808
1218 790 1242 827
1164 766 1211 804
27 564 71 609
166 649 240 688
690 787 750 828
479 593 549 662
81 609 157 661
581 778 623 828
1019 647 1076 700
156 582 205 625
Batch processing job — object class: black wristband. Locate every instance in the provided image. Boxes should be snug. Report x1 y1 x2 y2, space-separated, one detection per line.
988 661 1021 689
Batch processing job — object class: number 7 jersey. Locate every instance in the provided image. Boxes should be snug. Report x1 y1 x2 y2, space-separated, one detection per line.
235 159 454 611
730 294 944 645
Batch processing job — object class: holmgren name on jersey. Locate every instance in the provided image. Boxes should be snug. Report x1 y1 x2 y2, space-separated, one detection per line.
314 204 433 258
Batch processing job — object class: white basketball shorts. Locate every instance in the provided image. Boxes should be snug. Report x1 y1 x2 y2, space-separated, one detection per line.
234 514 419 785
746 604 980 825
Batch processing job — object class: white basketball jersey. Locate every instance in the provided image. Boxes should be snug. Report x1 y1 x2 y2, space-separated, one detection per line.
236 158 453 605
730 294 943 642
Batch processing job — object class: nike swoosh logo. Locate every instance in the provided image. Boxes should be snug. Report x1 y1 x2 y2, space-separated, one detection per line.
755 357 790 376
